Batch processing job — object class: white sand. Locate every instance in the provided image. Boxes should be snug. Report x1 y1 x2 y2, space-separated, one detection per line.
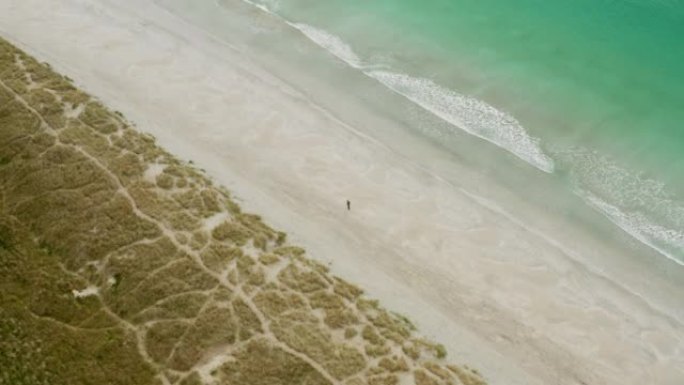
72 286 100 299
2 1 683 384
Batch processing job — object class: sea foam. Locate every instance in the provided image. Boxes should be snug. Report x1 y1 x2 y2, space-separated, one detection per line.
582 191 684 266
289 23 363 69
240 3 364 69
367 71 555 173
240 0 279 13
285 21 554 173
559 148 684 265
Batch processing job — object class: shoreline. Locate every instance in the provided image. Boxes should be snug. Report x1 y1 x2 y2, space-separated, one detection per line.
231 0 684 267
2 1 682 384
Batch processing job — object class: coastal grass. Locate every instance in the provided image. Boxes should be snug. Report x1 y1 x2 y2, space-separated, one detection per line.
0 36 486 385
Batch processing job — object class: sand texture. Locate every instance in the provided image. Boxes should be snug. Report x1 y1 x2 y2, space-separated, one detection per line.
1 1 683 385
0 38 486 385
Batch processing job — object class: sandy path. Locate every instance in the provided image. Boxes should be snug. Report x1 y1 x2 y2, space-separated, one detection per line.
1 1 682 384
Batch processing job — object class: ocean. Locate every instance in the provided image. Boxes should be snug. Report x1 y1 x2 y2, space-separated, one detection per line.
160 0 684 265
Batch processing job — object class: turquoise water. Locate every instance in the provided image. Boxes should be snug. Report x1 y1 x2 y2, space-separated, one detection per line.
245 0 684 263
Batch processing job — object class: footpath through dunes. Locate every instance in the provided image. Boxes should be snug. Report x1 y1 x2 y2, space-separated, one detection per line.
0 38 486 385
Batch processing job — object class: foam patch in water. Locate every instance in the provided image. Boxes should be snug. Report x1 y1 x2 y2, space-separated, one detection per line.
290 23 364 69
582 191 684 266
241 0 280 13
367 70 555 173
559 148 684 265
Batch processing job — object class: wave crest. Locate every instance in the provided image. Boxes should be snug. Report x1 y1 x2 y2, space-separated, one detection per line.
558 148 684 265
290 23 363 68
368 71 555 173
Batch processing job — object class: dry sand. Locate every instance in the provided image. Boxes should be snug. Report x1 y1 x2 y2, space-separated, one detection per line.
1 0 682 384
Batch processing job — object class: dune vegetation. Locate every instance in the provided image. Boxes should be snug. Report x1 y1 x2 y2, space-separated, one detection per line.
0 37 486 385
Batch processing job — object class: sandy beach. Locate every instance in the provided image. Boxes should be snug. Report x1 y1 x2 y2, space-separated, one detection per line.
1 0 682 384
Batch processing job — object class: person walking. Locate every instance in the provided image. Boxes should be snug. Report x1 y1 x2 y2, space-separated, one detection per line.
346 200 351 211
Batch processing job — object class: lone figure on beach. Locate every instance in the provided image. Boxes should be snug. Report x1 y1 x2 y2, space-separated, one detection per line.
346 200 351 211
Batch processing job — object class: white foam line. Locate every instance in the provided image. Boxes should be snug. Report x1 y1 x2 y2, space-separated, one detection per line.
239 0 272 14
555 147 684 267
288 23 363 69
580 190 684 267
366 71 555 173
